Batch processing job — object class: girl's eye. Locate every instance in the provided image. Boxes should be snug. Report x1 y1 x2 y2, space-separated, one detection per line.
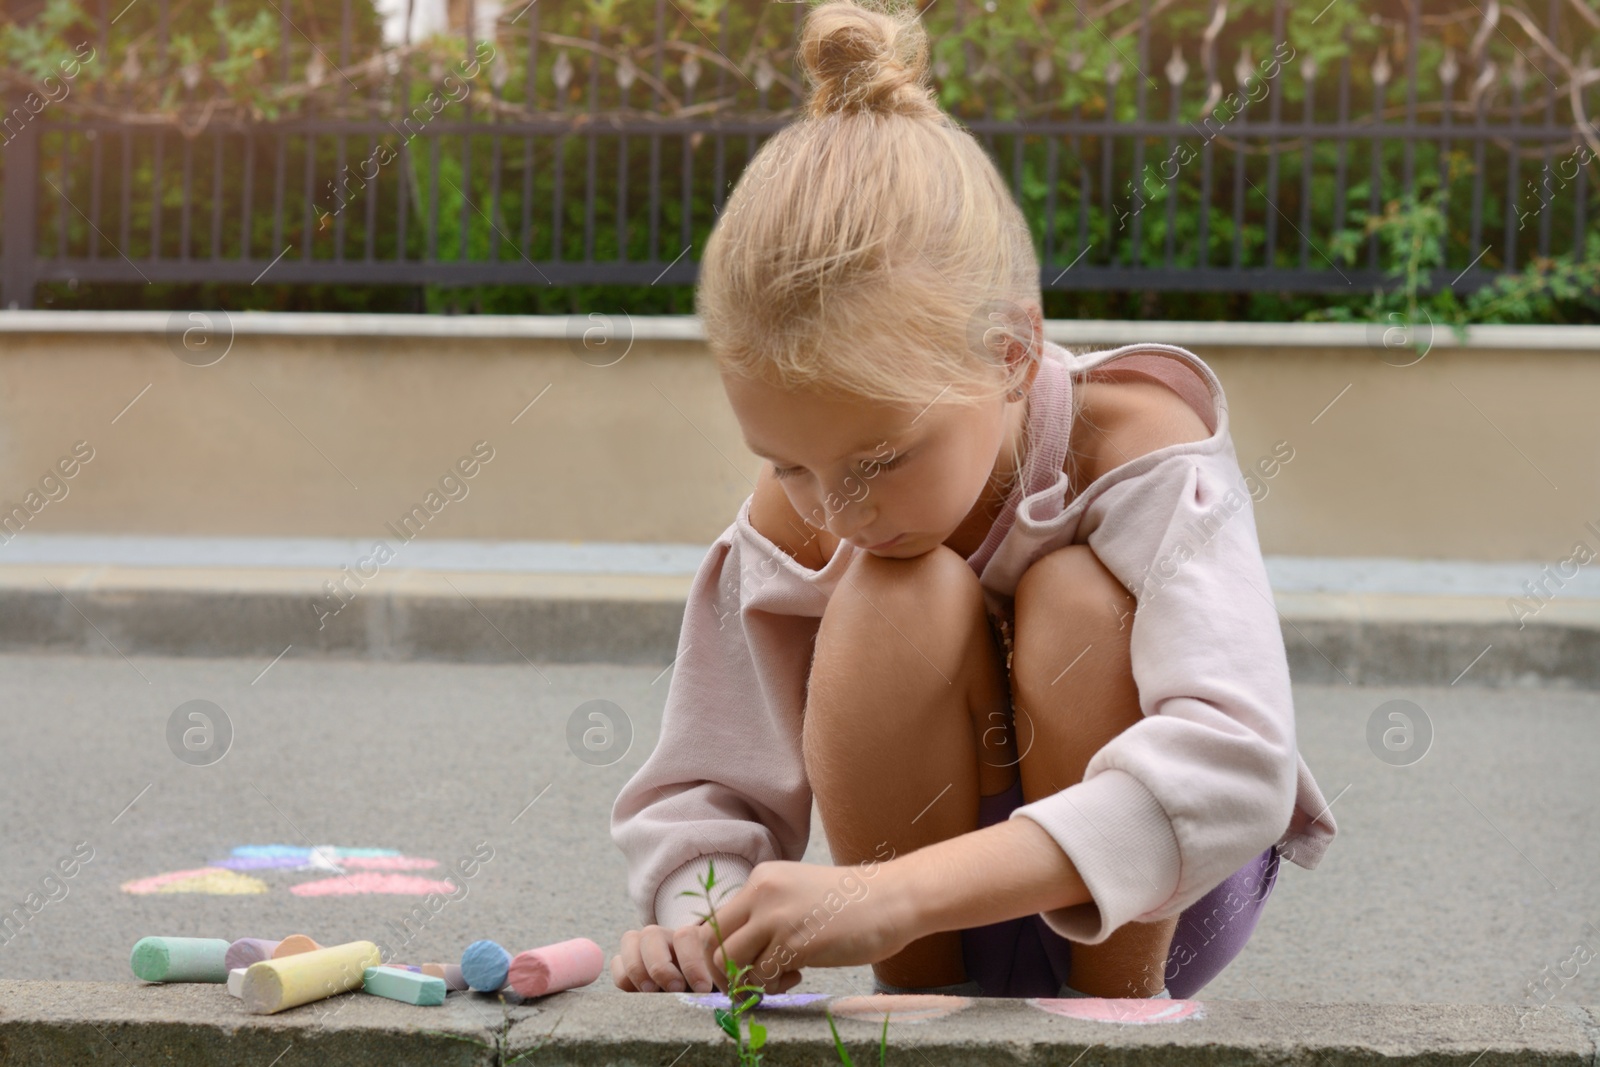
770 453 909 481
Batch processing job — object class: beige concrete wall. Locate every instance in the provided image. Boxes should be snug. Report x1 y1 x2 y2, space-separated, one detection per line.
0 316 1595 560
1205 344 1596 562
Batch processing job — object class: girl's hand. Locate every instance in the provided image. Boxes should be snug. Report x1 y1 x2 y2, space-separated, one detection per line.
700 860 919 989
612 922 803 995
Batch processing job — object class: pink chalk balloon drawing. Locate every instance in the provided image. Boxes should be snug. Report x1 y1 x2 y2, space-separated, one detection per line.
291 872 460 897
121 845 452 897
827 994 974 1024
1028 996 1206 1024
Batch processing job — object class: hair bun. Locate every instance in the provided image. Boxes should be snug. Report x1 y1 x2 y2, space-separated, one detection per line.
798 0 941 120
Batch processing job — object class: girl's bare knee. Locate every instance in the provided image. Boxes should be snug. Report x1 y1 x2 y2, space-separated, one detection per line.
808 545 1005 761
823 543 984 637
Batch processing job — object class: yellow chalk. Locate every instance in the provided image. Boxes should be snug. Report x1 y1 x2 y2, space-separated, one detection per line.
240 940 381 1015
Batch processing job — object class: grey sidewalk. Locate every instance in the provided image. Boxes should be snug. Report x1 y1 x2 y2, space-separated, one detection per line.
2 534 1598 686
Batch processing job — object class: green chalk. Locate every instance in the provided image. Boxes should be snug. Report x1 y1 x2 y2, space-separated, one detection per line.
130 936 232 982
362 965 446 1006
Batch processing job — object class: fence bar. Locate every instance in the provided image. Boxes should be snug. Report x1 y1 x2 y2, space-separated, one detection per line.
1263 0 1285 267
1536 0 1559 260
1504 73 1523 272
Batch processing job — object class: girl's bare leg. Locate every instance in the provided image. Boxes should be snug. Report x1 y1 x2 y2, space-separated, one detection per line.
801 544 1017 990
1011 543 1177 998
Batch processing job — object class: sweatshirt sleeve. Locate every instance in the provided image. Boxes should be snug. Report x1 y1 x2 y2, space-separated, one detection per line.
1005 443 1300 945
609 517 816 932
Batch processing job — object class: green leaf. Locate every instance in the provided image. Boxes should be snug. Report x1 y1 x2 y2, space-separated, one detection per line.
826 1008 856 1067
749 1022 767 1050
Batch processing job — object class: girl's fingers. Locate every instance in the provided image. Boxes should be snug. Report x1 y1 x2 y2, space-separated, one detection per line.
639 927 687 993
712 928 782 996
672 924 719 993
614 930 650 992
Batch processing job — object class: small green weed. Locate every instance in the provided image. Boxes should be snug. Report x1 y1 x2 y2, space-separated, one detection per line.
681 858 893 1066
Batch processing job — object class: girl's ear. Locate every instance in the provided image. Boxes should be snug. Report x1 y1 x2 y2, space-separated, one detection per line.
1007 305 1045 388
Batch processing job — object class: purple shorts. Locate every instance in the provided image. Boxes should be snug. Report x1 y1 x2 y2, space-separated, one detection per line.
959 775 1281 999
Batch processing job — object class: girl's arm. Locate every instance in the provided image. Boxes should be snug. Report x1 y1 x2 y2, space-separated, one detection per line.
610 511 817 932
879 816 1092 940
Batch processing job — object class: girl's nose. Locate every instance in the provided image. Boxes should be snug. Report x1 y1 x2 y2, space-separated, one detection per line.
827 509 878 545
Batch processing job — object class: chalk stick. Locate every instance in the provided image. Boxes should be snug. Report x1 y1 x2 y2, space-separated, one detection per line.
421 963 467 991
375 963 422 973
363 965 446 1006
227 967 247 998
129 936 232 982
460 940 512 992
241 940 381 1015
507 938 605 998
271 934 323 958
226 938 281 971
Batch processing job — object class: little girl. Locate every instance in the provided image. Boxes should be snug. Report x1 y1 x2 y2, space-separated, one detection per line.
611 0 1337 1001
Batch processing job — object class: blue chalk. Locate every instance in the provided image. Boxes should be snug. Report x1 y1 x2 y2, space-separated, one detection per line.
460 939 511 992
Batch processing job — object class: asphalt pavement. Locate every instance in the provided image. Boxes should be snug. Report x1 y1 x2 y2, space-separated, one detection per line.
1 649 1596 1013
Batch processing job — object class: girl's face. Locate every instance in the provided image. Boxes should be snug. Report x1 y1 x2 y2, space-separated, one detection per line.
722 371 1031 557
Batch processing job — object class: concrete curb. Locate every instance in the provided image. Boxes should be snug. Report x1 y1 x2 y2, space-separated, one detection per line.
2 568 1598 686
1 982 1596 1066
3 540 1597 683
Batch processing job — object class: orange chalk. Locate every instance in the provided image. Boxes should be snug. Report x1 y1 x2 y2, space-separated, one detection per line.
506 938 604 998
271 934 323 959
421 963 468 991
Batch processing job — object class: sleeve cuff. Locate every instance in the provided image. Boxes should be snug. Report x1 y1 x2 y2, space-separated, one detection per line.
1005 768 1182 944
653 852 755 931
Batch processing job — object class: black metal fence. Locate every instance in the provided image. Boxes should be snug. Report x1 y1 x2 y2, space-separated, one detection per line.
1 0 1596 309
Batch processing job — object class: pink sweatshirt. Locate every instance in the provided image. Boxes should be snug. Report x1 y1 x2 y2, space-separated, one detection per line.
611 339 1339 945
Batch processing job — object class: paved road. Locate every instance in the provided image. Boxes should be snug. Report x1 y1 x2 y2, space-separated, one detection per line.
1 650 1596 1010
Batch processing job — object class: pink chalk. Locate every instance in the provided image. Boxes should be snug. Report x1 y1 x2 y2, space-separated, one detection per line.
225 938 281 972
506 938 604 998
421 963 468 991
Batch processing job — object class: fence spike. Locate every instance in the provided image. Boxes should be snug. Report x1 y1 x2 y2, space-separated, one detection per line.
1165 45 1187 85
1507 50 1527 92
1372 47 1391 88
1034 50 1054 86
1439 46 1458 87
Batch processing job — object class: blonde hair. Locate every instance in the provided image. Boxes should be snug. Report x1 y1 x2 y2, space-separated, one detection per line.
697 0 1076 501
